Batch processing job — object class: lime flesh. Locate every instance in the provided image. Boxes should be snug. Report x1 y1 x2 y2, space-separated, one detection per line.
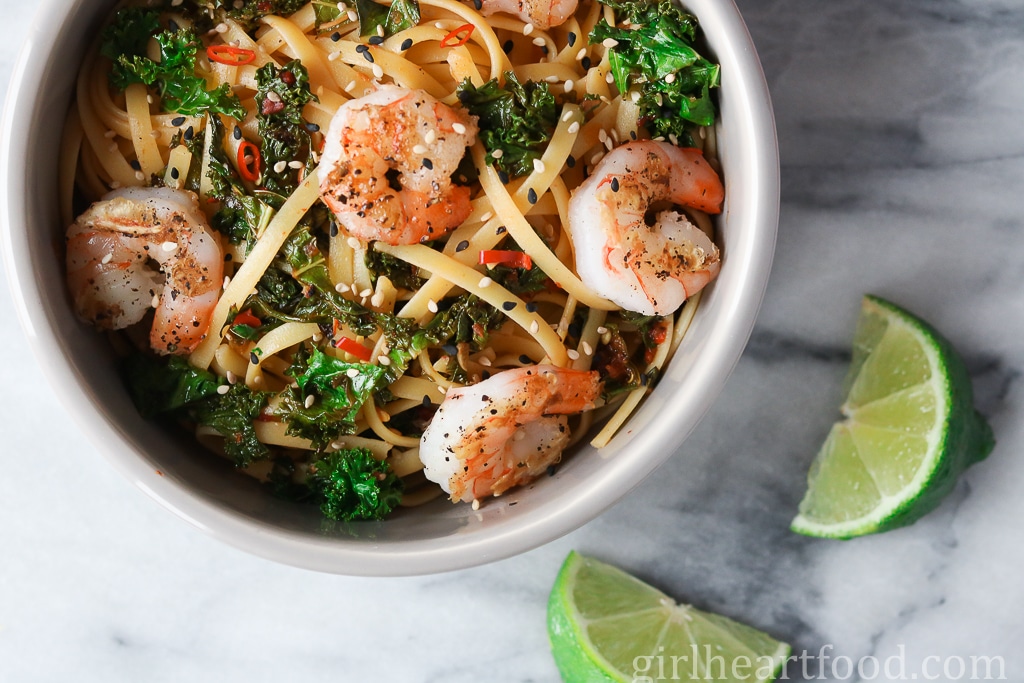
791 295 995 538
548 551 791 682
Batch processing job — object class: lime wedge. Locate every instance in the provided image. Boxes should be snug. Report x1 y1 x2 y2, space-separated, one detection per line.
791 295 995 539
547 551 791 682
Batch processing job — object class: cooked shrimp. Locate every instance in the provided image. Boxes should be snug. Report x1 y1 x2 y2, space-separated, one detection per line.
568 141 725 316
480 0 578 29
420 365 602 503
66 187 224 355
319 86 478 246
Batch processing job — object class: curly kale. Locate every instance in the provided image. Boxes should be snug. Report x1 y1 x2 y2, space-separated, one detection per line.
590 0 719 143
255 60 318 195
457 72 558 179
100 7 244 119
308 448 403 521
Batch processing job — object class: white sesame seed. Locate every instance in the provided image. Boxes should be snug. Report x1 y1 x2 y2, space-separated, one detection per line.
669 133 679 146
253 375 263 385
359 288 373 298
337 1 347 10
575 47 586 61
530 320 540 334
605 71 615 84
110 181 122 189
377 24 385 37
602 38 619 48
653 136 666 142
523 23 534 35
347 368 360 378
479 356 492 367
582 341 593 356
345 80 357 92
223 276 231 289
567 349 580 360
146 94 153 104
335 283 347 293
596 326 608 334
288 160 304 169
438 385 447 393
471 499 480 510
427 299 439 313
532 36 546 46
545 75 559 83
376 355 391 366
478 277 493 288
480 211 493 221
151 293 160 308
370 292 384 307
304 394 316 408
412 144 427 154
218 384 231 395
424 129 437 145
563 79 574 93
491 148 504 159
665 72 677 84
360 297 369 306
561 110 573 122
434 21 445 29
598 129 608 143
328 51 341 61
226 371 238 384
590 151 604 165
452 122 467 135
312 332 323 342
135 170 145 181
567 121 580 134
604 136 614 151
101 253 113 265
330 441 343 450
347 10 358 21
372 64 384 79
216 22 228 33
630 90 641 102
267 92 281 104
533 158 545 174
161 241 177 252
273 160 287 173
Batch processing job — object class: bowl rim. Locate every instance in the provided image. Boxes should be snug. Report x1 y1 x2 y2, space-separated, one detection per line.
0 0 778 575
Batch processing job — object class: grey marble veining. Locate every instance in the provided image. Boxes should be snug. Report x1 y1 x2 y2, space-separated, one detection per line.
2 0 1023 680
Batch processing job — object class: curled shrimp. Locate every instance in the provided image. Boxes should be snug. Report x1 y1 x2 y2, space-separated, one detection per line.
479 0 578 29
568 141 725 316
420 365 602 503
65 187 224 355
319 86 478 246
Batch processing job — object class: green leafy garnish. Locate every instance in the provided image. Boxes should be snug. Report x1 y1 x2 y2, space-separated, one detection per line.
354 0 420 38
590 0 719 143
308 448 403 521
100 8 245 119
255 60 318 195
192 384 272 466
457 72 558 179
364 248 426 290
278 347 388 450
197 0 309 31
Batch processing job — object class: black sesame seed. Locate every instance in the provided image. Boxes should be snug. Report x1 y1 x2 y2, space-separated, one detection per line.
640 373 650 386
249 351 259 365
400 38 413 51
363 50 374 63
167 19 179 31
567 31 577 47
331 32 341 41
456 240 469 252
611 177 620 192
482 370 491 380
502 301 516 311
233 125 242 140
581 56 592 69
422 158 433 170
541 46 548 55
170 167 179 179
305 122 320 132
502 39 514 54
496 226 506 235
518 354 531 364
422 395 431 407
525 302 538 313
224 253 232 261
355 44 368 53
171 116 186 127
129 159 141 171
498 170 509 184
566 155 576 168
547 465 558 476
330 222 338 237
630 130 637 140
473 0 482 8
368 35 384 45
183 126 194 141
442 344 458 356
527 187 538 204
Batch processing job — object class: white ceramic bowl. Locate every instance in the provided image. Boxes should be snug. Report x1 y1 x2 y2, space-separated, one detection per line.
0 0 777 575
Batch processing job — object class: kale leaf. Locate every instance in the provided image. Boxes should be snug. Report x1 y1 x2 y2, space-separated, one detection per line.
101 8 245 119
197 0 309 31
352 0 420 38
255 60 318 195
590 0 719 143
307 448 403 521
191 384 272 466
364 248 426 290
277 347 388 450
457 72 558 179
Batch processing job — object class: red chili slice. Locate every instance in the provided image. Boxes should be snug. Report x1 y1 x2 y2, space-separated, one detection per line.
334 335 373 362
237 140 261 182
440 24 475 48
207 45 257 66
479 249 533 270
233 309 262 328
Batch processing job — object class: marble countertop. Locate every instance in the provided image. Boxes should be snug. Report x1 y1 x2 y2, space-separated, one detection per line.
2 0 1021 680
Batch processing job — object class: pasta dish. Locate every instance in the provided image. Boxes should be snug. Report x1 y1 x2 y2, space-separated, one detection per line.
61 0 723 520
